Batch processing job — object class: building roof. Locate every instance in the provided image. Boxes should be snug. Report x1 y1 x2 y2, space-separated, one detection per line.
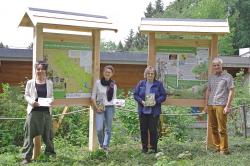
19 7 118 32
221 56 250 68
0 48 32 61
139 18 230 35
101 51 147 64
0 48 249 68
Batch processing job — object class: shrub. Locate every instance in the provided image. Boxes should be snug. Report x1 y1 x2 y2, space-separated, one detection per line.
0 83 26 149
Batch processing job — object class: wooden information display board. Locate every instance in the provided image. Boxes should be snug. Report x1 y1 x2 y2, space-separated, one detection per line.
19 7 117 158
139 18 229 150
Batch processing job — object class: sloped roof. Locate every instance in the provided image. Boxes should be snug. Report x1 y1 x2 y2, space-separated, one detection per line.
19 7 118 32
139 18 229 35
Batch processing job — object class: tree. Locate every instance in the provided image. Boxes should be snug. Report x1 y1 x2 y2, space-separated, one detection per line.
0 42 4 48
117 41 124 51
27 42 33 49
101 40 117 51
234 0 250 49
144 2 154 18
124 29 135 51
134 32 148 50
154 0 164 15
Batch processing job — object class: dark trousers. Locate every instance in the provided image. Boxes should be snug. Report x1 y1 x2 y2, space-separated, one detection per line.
139 113 159 151
22 111 55 160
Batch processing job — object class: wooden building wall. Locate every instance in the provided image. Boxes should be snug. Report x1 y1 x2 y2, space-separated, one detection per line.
100 64 146 95
0 61 146 94
0 61 32 92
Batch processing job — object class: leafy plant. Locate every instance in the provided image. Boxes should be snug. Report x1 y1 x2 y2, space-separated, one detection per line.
0 83 26 149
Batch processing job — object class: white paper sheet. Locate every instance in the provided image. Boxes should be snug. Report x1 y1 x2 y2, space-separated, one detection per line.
38 98 53 107
113 99 125 107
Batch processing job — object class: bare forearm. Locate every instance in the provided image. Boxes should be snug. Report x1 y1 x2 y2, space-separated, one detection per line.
205 89 210 106
226 89 234 107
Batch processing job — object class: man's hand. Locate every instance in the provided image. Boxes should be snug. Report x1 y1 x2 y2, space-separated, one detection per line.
223 105 231 114
204 106 208 113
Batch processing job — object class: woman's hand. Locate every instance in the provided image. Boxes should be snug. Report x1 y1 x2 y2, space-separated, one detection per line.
141 100 146 106
32 101 40 107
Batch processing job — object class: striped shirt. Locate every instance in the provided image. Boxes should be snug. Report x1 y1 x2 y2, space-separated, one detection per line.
208 71 234 105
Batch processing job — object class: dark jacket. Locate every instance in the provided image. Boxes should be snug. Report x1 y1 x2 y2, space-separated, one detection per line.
133 80 167 116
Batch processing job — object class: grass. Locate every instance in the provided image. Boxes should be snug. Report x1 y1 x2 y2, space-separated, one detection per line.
1 129 250 166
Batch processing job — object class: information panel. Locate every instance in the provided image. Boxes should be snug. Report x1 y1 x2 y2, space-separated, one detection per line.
44 41 92 99
156 46 208 99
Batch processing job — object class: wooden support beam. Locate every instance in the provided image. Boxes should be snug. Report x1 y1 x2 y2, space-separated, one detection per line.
164 99 205 107
32 25 44 160
52 98 91 106
156 39 211 47
32 24 44 78
206 34 218 150
89 29 100 151
53 106 69 133
148 32 156 67
43 32 92 45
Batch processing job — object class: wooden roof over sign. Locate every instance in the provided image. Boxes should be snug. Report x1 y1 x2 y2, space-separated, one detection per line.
139 18 229 35
19 7 118 32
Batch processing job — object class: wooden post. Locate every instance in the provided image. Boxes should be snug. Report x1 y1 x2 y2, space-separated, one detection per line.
148 32 156 67
147 32 157 148
242 104 247 138
32 24 44 160
206 34 218 150
89 30 100 151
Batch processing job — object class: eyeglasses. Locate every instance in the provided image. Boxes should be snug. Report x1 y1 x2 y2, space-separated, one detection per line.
147 73 154 75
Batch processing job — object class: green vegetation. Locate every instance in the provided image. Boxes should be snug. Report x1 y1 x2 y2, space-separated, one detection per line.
0 81 250 165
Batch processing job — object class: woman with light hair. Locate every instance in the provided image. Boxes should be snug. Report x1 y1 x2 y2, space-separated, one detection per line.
91 65 117 152
133 66 167 154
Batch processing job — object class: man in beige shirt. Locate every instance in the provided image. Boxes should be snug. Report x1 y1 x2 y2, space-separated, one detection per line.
204 57 234 155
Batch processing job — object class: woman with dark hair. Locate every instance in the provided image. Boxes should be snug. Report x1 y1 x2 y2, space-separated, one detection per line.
134 66 167 154
21 61 56 164
91 65 117 152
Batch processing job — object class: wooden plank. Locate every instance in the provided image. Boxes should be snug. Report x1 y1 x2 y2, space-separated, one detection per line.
53 106 69 133
32 24 44 77
32 136 41 160
52 98 91 106
89 30 100 151
148 32 156 66
156 39 211 47
43 32 92 45
164 99 205 107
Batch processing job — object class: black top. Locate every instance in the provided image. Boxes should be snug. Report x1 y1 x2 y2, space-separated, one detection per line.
32 83 49 112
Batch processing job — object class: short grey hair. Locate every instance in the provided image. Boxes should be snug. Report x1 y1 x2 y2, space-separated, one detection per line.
212 57 223 64
144 66 157 79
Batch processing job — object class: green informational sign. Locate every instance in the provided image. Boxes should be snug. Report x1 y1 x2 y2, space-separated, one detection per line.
44 41 90 50
157 47 208 99
44 41 92 99
156 46 197 53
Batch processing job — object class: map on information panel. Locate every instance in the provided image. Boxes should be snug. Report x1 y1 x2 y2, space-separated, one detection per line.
156 46 208 99
44 41 92 99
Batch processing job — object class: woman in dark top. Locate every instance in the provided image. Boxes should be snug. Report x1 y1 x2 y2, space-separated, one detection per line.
21 61 55 164
134 66 167 154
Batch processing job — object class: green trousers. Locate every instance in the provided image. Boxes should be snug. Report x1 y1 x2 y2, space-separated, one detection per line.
22 111 55 160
